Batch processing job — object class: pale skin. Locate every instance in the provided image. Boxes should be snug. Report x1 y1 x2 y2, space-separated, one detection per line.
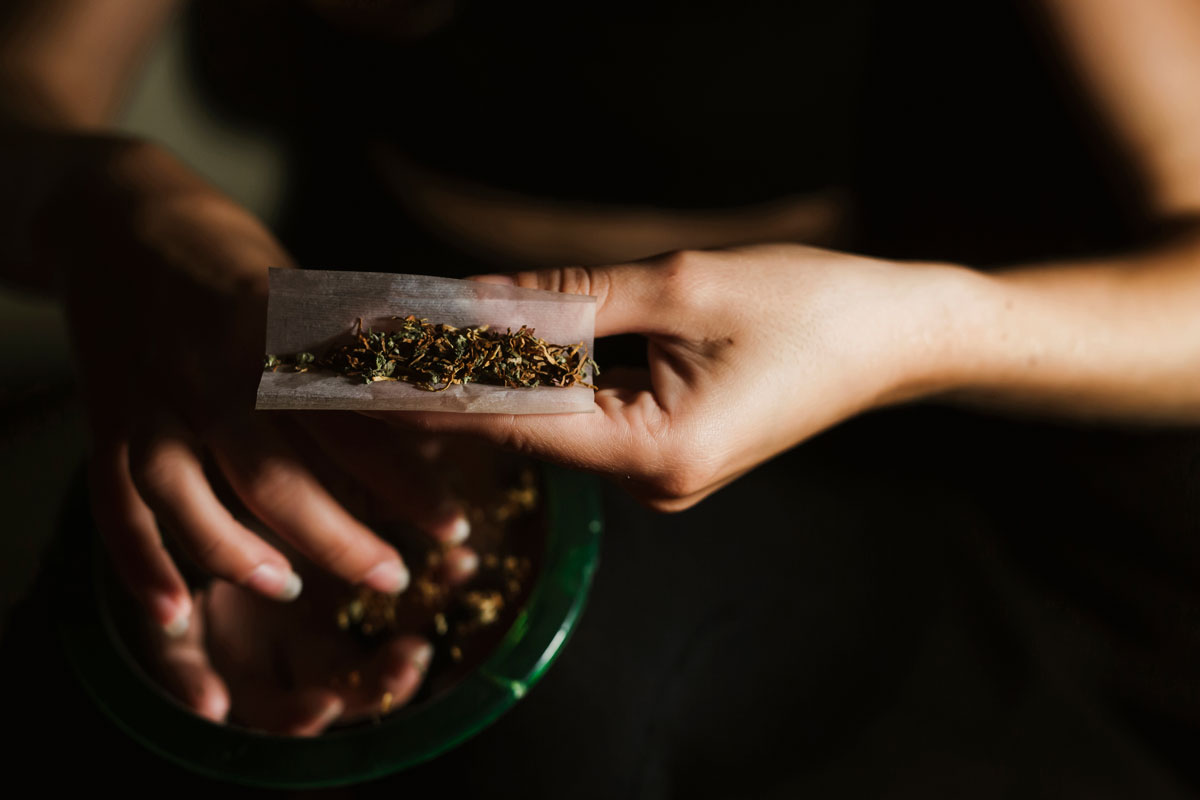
3 0 1199 733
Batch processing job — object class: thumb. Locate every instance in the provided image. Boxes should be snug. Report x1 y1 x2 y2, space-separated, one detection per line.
470 260 682 337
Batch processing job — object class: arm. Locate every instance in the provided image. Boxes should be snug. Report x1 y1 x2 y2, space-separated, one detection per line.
0 0 178 286
0 0 176 127
945 231 1200 423
6 1 462 730
939 0 1200 421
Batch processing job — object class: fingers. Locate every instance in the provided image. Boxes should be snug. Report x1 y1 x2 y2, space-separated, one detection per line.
127 414 303 603
378 365 729 511
89 435 193 634
382 379 669 484
231 684 346 737
224 637 431 735
417 257 735 509
473 256 695 338
440 545 479 586
431 259 708 477
291 413 471 546
209 415 411 594
334 636 432 722
201 581 347 736
146 589 231 723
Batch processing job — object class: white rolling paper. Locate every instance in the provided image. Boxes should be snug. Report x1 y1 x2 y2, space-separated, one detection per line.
256 269 597 414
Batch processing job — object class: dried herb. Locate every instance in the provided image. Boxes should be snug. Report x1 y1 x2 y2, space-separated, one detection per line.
330 465 542 713
266 316 597 391
335 468 540 643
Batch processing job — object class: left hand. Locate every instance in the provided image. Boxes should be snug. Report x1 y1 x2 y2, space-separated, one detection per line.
37 142 473 636
141 542 478 735
373 244 974 510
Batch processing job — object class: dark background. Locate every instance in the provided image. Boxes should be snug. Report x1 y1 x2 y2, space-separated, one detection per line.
4 1 1200 796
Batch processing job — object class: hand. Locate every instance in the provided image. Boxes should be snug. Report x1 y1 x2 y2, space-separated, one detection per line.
37 141 471 635
377 244 969 509
140 542 478 735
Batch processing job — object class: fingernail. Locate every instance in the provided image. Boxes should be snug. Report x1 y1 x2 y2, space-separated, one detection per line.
164 611 189 638
395 640 434 674
446 547 479 582
364 560 410 594
317 698 345 727
247 563 303 601
438 508 471 545
195 684 231 723
157 595 191 638
279 571 303 601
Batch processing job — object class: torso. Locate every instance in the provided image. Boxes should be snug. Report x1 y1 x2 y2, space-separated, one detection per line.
315 0 866 265
192 0 869 267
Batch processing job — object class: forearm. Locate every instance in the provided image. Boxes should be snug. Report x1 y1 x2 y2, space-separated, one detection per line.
0 0 177 289
929 228 1200 423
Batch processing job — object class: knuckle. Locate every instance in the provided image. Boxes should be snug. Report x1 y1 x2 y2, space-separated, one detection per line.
655 248 694 274
642 492 704 513
521 265 601 298
652 466 704 503
309 534 358 574
495 417 536 458
647 438 718 505
186 530 235 575
130 437 184 502
241 457 300 516
616 405 721 513
654 250 709 313
556 265 600 297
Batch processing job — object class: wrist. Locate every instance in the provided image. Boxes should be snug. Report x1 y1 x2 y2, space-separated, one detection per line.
875 259 997 408
32 136 197 257
0 127 147 290
37 136 215 224
36 138 281 295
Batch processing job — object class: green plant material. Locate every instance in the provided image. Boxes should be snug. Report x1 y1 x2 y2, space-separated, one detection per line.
265 316 597 391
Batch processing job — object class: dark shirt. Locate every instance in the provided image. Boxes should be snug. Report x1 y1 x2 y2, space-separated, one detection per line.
7 2 1199 796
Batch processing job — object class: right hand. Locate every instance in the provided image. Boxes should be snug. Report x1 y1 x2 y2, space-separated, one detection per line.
37 140 471 640
377 244 962 510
